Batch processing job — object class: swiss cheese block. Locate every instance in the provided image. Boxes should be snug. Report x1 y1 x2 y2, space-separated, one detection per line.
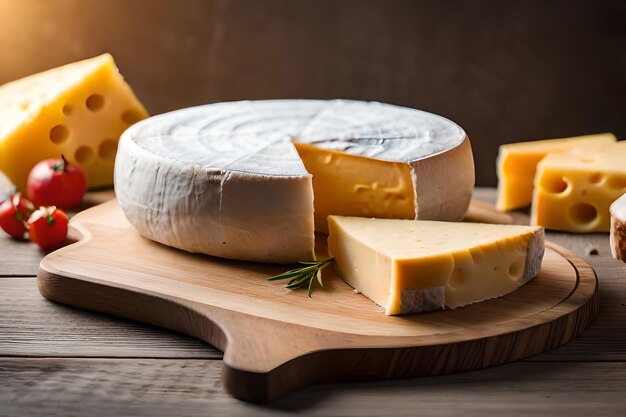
327 216 544 315
0 54 148 191
531 142 626 232
496 133 616 211
609 193 626 261
115 100 474 264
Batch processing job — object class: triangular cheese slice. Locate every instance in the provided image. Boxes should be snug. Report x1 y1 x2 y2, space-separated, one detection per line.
327 216 544 315
0 54 148 191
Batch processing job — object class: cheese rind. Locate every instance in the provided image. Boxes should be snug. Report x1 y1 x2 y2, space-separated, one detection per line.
496 133 616 211
531 142 626 232
0 54 148 191
327 216 544 315
610 193 626 261
115 100 473 264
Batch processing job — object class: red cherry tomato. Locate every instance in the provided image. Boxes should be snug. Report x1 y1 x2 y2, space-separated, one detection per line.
27 155 87 210
28 206 69 250
0 193 35 239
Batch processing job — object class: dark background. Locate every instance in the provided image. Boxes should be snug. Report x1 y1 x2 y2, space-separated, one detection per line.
1 0 624 186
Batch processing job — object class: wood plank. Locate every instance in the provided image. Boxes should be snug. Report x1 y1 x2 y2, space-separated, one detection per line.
1 358 625 417
0 278 221 358
0 237 43 277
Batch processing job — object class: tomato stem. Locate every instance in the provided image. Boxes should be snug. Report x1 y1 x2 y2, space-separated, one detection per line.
46 214 55 227
53 155 67 172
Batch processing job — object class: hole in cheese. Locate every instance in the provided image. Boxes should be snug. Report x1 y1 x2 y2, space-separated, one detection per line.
75 146 94 165
49 124 70 144
607 176 626 190
85 94 105 111
98 139 118 162
569 202 598 225
508 259 523 279
588 173 604 184
540 174 568 194
122 109 143 125
62 105 73 116
449 268 465 288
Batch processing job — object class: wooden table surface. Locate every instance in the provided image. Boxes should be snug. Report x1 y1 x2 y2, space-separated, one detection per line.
1 188 625 417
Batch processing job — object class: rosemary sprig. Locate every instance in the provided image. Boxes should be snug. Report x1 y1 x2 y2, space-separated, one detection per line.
267 258 335 297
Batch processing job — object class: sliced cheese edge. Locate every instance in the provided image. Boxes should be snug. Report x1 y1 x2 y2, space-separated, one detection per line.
496 133 616 212
327 216 544 315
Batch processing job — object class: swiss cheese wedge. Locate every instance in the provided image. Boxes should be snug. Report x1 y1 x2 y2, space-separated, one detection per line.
496 133 616 211
531 142 626 232
327 216 544 315
0 54 148 191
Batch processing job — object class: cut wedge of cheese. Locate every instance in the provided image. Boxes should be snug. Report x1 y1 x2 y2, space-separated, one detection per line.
327 216 544 315
115 100 474 263
0 54 148 192
610 193 626 261
531 142 626 232
496 133 616 211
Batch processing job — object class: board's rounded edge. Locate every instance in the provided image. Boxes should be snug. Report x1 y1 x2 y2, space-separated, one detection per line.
36 269 230 355
221 242 599 403
222 285 598 404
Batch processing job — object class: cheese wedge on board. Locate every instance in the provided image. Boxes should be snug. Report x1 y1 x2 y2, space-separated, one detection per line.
496 133 616 211
610 193 626 261
531 142 626 232
327 216 545 315
0 54 148 192
115 100 474 263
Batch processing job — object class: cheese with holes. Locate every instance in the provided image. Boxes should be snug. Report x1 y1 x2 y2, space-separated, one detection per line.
115 100 474 263
496 133 616 211
610 193 626 261
531 142 626 232
327 216 544 315
0 54 148 192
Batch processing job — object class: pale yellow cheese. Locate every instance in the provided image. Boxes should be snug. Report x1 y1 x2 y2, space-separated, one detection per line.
496 133 616 211
531 142 626 232
0 54 148 192
294 142 415 233
327 216 544 315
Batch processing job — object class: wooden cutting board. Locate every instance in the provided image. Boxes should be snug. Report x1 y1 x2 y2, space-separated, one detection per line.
38 199 598 403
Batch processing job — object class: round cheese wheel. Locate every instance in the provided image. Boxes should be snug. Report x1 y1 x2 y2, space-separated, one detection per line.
115 99 473 263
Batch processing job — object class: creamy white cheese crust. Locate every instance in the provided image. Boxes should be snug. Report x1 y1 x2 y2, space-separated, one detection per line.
115 99 470 263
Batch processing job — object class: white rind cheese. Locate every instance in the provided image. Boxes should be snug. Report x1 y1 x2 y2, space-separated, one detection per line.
115 99 473 263
610 193 626 261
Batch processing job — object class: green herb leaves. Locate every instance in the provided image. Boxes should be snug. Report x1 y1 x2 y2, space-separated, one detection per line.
267 258 335 297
